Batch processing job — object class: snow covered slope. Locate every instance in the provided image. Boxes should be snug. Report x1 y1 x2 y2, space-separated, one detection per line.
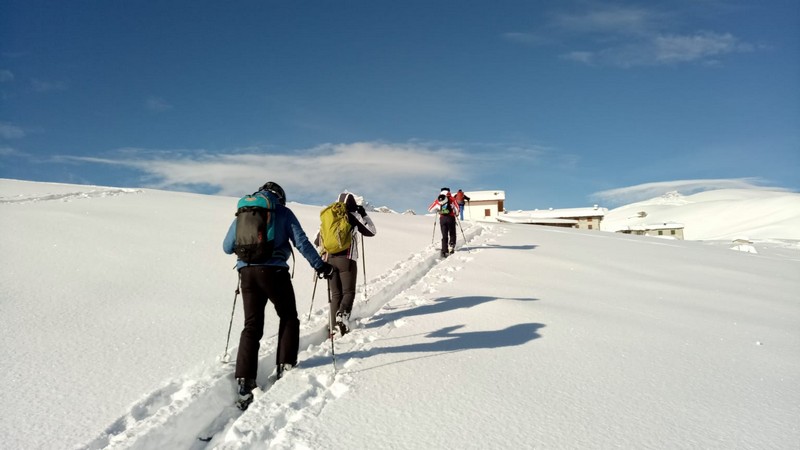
603 189 800 241
1 179 798 449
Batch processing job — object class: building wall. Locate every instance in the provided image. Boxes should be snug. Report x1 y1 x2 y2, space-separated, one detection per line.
462 201 500 222
575 216 603 230
645 228 684 240
619 228 684 239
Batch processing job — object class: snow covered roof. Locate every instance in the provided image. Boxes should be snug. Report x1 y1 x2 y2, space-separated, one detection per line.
496 216 579 225
503 206 608 220
620 222 685 231
464 190 505 202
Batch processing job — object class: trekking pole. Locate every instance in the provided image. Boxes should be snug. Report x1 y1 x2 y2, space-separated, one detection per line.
307 275 319 321
327 282 337 372
456 215 469 251
221 274 241 363
361 234 367 301
431 214 437 245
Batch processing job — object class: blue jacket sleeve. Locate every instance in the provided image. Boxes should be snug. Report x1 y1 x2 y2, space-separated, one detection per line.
223 219 236 254
286 209 324 270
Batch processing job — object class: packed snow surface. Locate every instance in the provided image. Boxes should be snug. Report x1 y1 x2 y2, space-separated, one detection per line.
1 179 798 449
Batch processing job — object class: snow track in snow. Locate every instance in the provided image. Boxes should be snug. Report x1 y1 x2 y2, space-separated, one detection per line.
79 222 492 450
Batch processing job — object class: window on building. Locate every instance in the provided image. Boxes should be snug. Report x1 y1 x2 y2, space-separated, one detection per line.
588 224 593 230
484 209 491 217
587 217 593 222
671 230 676 235
658 230 663 235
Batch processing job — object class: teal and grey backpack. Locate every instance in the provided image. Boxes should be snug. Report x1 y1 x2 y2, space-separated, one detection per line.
234 193 276 263
438 195 452 215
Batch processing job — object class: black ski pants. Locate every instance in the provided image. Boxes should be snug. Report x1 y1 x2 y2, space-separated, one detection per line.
236 265 299 379
328 255 358 324
440 214 456 251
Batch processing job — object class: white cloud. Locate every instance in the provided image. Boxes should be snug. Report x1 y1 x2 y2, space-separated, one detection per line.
592 178 787 204
653 32 753 64
31 79 67 92
561 51 595 65
56 140 572 210
0 70 13 82
560 31 752 67
0 122 25 139
501 32 553 46
146 96 173 112
551 5 659 36
510 4 756 67
60 142 474 208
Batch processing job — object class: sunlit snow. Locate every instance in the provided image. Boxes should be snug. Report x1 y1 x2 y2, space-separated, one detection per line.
1 179 798 449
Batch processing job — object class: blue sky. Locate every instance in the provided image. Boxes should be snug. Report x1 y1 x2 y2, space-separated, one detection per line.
2 0 798 212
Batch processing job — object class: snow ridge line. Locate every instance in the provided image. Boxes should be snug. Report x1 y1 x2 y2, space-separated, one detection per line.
78 222 490 450
0 188 142 204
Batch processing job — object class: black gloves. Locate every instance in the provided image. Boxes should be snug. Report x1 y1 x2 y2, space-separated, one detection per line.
356 205 367 217
317 262 336 279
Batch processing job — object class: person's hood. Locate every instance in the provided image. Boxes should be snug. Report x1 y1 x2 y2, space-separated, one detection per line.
338 192 358 212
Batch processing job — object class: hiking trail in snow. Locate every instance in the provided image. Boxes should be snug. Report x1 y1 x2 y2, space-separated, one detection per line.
81 222 494 450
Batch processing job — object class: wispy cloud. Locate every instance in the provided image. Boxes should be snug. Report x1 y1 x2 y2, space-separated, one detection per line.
146 96 173 112
501 32 554 46
592 178 787 204
653 32 753 64
0 146 28 157
0 70 13 82
508 4 755 67
0 122 25 139
551 5 660 36
31 79 67 92
562 31 753 67
58 142 474 208
54 140 575 209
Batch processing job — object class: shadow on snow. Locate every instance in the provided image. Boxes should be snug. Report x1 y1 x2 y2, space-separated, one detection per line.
473 244 538 251
303 295 543 371
367 295 539 327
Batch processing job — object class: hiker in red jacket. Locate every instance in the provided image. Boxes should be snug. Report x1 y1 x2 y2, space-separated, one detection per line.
454 189 470 220
428 187 460 257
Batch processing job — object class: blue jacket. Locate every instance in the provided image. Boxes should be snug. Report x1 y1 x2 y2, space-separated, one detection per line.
223 191 324 271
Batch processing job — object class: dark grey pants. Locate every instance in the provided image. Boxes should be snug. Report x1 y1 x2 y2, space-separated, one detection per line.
328 255 358 324
440 215 456 251
236 265 299 379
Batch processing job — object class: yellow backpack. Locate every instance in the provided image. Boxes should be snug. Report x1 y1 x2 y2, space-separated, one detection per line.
319 201 352 254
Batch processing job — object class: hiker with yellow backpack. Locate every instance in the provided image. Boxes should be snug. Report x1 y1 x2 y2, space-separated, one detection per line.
315 192 377 336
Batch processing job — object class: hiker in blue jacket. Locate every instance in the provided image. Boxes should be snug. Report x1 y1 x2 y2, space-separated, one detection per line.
223 181 335 410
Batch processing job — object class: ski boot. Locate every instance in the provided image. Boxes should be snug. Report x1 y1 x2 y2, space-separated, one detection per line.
276 363 294 380
236 378 257 410
336 312 350 336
